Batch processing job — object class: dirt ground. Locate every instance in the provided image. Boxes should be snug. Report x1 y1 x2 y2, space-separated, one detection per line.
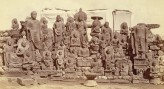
0 77 164 89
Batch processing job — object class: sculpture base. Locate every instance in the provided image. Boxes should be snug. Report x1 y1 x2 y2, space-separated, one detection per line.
17 77 35 86
150 78 161 84
84 80 97 87
83 73 98 87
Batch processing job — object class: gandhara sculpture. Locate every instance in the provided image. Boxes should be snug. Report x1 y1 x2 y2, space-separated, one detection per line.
55 50 64 71
90 54 104 75
158 50 164 74
1 9 164 86
120 22 128 42
77 42 90 58
101 22 112 43
90 16 102 37
16 35 30 56
75 8 88 43
42 47 53 70
74 8 87 22
40 17 54 50
53 15 65 48
149 61 161 84
11 18 19 30
70 29 81 56
19 21 27 38
22 50 36 75
112 32 120 48
3 37 15 67
131 23 149 59
89 36 100 56
26 11 42 50
65 17 76 36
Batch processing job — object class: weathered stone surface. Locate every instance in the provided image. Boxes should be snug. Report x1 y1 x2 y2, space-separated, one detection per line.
17 77 35 86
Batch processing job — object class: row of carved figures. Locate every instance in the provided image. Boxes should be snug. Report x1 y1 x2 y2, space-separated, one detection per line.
0 9 164 84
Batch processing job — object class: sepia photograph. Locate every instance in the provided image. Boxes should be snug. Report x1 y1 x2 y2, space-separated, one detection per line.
0 0 164 89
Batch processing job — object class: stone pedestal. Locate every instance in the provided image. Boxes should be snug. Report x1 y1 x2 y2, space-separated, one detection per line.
17 77 35 86
150 78 161 84
83 73 98 87
36 77 48 85
84 80 97 87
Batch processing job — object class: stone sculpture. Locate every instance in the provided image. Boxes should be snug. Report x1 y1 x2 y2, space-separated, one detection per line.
74 10 88 43
42 49 53 70
1 8 164 85
16 35 30 56
53 15 65 48
77 43 90 58
101 22 112 43
91 55 104 75
3 37 15 67
89 36 100 55
26 11 42 50
158 50 164 74
112 32 120 47
120 22 128 42
11 18 19 30
65 17 75 36
149 61 161 84
74 8 87 22
90 16 102 37
70 30 81 56
131 23 149 59
40 17 54 50
56 50 64 71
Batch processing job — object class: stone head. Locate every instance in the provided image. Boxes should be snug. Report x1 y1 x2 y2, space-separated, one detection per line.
21 41 27 47
121 38 125 43
73 33 78 38
121 22 128 29
12 18 18 24
96 53 101 59
22 31 26 37
67 17 74 23
158 50 164 56
26 52 31 57
31 11 37 20
82 42 88 48
91 36 98 43
45 52 50 57
58 51 62 55
71 49 75 54
76 23 81 29
152 61 157 66
93 57 97 62
114 34 117 39
101 36 105 40
20 21 26 27
106 49 110 54
56 15 61 22
7 40 12 46
40 17 47 24
60 42 64 47
79 8 82 12
104 22 109 28
68 59 72 63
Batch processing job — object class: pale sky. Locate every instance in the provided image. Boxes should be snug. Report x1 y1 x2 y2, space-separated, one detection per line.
0 0 164 36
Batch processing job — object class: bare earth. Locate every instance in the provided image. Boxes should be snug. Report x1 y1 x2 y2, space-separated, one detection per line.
0 77 164 89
